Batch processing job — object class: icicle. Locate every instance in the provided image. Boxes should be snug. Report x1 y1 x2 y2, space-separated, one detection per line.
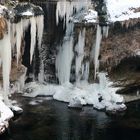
75 28 85 82
10 23 16 51
56 0 90 26
82 61 89 81
36 15 44 83
56 0 67 26
15 20 23 65
0 21 11 105
22 19 30 32
36 15 44 49
102 26 109 38
94 25 102 79
30 17 37 63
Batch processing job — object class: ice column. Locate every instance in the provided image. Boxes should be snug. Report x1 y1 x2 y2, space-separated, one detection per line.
30 17 37 63
16 20 23 64
56 23 74 84
94 25 102 79
0 21 11 105
75 28 85 82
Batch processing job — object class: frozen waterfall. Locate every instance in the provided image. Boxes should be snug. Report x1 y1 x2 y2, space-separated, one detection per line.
75 28 86 82
94 25 102 79
0 21 11 105
55 22 74 84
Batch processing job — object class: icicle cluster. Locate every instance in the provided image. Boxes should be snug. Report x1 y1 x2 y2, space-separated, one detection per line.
0 15 44 104
56 0 90 26
55 0 91 84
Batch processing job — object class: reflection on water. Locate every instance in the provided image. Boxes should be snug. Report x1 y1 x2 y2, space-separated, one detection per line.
1 96 140 140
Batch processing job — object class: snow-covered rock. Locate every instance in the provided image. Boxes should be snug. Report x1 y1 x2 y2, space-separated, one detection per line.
24 73 126 112
106 0 140 22
0 99 13 134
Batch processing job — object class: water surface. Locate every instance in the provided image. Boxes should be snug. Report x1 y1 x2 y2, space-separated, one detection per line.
1 96 140 140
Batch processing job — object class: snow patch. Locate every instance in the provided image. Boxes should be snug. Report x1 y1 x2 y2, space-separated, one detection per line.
106 0 140 22
84 9 98 23
24 73 126 112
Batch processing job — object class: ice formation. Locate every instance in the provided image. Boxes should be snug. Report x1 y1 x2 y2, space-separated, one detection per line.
0 21 11 105
52 0 126 111
75 28 85 82
56 0 90 26
24 72 126 111
36 16 44 49
30 17 37 63
94 25 102 79
16 20 23 64
55 22 74 84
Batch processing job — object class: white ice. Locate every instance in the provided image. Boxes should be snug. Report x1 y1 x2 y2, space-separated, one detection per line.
55 20 74 84
75 28 85 82
16 20 23 64
30 17 37 63
56 0 90 26
21 11 34 16
94 25 102 79
0 21 11 105
24 72 126 111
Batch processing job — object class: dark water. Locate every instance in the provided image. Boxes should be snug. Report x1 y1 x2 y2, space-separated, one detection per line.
1 96 140 140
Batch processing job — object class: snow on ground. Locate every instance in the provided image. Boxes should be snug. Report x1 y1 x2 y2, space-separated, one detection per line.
106 0 140 22
24 73 126 112
0 92 13 134
81 0 140 23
